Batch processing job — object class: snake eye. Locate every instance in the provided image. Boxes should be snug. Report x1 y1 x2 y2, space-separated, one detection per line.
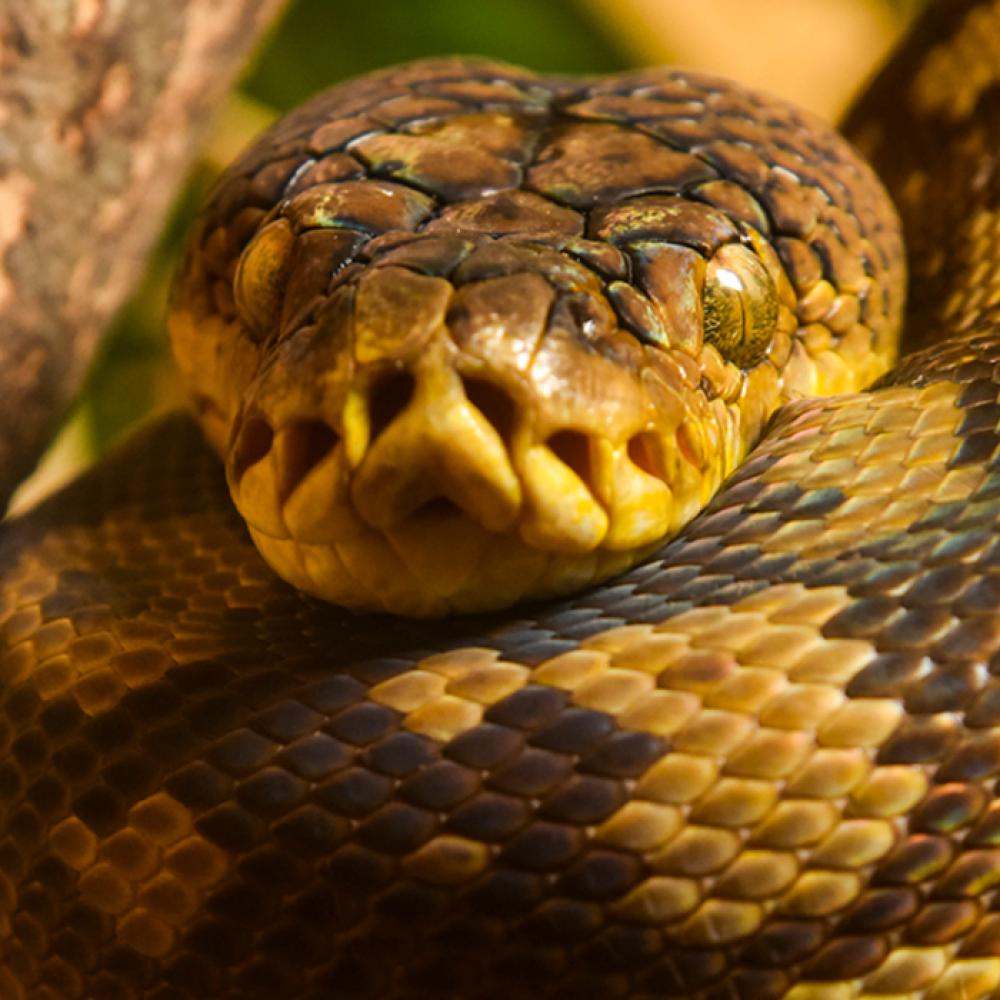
233 217 295 341
702 242 778 368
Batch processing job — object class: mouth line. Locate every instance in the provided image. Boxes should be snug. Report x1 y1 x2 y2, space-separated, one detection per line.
234 420 693 562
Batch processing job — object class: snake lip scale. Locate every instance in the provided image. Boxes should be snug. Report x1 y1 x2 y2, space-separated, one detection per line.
2 0 1000 996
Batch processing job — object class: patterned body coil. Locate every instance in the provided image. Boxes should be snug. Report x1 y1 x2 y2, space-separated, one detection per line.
1 0 1000 998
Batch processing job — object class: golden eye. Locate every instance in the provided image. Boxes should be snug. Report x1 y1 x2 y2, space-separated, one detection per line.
233 217 295 341
702 242 778 368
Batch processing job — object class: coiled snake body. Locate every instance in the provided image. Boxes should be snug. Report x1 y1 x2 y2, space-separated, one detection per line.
2 1 1000 997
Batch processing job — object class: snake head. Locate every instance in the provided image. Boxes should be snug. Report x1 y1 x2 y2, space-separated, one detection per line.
168 59 903 616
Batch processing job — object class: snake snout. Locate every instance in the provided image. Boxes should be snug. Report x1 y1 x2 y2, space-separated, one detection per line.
215 222 804 615
349 362 522 533
220 256 720 615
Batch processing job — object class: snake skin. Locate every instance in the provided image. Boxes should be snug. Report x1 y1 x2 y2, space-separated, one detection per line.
845 0 1000 355
3 1 1000 997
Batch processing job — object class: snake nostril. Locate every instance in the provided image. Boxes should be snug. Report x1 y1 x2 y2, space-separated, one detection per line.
461 375 517 445
628 431 668 483
547 429 596 493
231 416 274 482
368 369 416 443
279 420 340 502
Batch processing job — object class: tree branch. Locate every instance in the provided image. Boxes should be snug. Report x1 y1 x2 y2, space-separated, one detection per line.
0 0 286 510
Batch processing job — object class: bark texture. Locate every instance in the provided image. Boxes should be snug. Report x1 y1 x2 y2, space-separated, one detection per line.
0 0 286 510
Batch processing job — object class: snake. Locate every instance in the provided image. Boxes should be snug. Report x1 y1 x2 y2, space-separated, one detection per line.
2 0 1000 996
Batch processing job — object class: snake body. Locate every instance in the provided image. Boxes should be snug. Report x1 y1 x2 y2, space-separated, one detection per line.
2 1 1000 997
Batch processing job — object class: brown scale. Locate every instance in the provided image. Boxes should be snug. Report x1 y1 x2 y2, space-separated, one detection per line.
5 2 1000 998
846 0 1000 353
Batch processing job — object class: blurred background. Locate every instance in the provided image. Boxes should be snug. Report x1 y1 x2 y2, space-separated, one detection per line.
11 0 928 511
